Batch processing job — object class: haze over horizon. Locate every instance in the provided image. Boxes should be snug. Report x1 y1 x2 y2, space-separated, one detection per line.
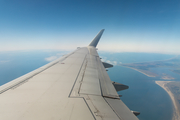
1 0 180 54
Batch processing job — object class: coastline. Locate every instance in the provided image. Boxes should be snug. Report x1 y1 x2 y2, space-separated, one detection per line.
130 68 156 77
123 66 157 77
123 66 175 80
155 81 180 120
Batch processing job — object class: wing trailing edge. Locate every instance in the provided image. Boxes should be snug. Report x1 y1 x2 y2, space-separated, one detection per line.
89 29 105 47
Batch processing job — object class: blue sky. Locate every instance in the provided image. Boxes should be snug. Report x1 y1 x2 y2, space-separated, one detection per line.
0 0 180 54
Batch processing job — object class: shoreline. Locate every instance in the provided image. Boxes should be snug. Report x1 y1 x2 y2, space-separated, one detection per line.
122 66 175 80
155 81 180 120
130 68 156 77
122 66 156 77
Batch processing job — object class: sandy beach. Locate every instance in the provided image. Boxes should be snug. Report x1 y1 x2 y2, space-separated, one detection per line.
123 66 157 77
131 68 156 77
156 81 180 120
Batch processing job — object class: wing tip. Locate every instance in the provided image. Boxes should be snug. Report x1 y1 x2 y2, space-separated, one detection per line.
89 29 105 47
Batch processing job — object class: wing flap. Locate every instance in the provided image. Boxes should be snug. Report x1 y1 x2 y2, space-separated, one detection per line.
105 98 139 120
84 95 121 120
97 55 119 98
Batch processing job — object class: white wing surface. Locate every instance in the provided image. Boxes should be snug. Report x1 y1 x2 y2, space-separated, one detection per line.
0 30 139 120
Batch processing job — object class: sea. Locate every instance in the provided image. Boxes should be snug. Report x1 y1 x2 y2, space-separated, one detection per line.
99 52 178 120
0 50 179 120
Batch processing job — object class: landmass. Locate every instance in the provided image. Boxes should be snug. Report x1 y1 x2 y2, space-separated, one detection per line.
156 81 180 120
171 70 180 75
120 56 180 120
161 73 175 80
123 66 158 77
120 56 180 80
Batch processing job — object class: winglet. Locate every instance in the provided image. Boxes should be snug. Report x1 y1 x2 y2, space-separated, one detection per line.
89 29 105 47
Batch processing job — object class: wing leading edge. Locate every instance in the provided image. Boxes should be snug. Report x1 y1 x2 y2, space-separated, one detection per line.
0 30 139 120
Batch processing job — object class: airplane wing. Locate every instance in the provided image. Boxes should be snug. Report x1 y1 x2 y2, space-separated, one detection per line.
0 29 139 120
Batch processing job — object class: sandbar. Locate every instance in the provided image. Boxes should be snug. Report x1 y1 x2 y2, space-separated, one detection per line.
122 66 157 77
156 81 180 120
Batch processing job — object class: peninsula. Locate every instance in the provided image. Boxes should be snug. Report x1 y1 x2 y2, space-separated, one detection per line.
119 56 180 80
156 81 180 120
120 56 180 120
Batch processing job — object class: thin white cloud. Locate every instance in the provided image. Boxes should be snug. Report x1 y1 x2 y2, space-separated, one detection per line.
113 61 117 65
0 60 10 63
100 56 118 66
45 56 58 62
98 41 180 54
44 51 69 62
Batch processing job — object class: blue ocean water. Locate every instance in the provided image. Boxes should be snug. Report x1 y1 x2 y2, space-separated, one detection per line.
110 66 173 120
0 51 176 120
99 52 175 120
0 50 69 85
